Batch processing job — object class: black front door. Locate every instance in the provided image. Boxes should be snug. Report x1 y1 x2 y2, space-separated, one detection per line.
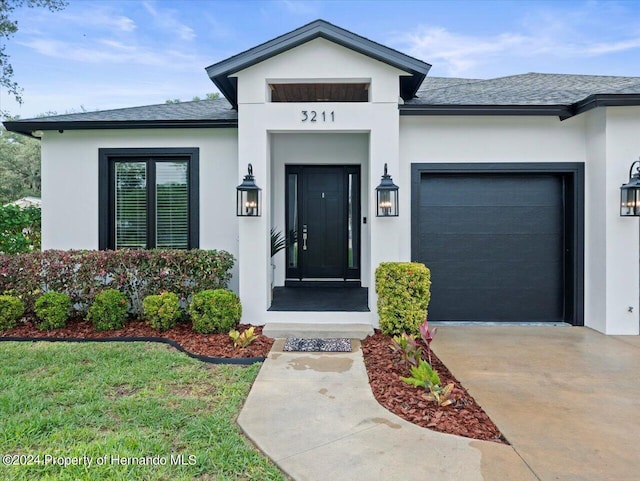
285 165 360 280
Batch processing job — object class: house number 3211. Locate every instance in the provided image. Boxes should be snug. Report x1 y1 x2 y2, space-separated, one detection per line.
301 110 335 122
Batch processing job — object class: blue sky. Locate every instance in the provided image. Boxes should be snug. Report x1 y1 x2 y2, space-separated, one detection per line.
2 0 640 118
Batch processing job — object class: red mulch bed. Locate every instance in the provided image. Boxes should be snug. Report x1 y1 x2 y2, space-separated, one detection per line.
361 330 508 444
0 318 273 359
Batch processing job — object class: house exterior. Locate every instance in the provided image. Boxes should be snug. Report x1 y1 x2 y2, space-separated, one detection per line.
5 20 640 335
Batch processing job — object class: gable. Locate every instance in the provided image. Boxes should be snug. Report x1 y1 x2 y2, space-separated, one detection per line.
233 38 410 104
205 19 431 108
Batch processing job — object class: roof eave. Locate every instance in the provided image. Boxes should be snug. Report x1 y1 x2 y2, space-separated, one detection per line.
572 93 640 116
3 119 239 137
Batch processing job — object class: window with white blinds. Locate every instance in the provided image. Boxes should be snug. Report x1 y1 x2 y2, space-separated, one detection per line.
115 162 147 249
112 158 190 249
99 148 198 251
156 161 188 249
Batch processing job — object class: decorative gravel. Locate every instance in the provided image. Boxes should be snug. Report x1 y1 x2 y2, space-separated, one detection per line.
283 338 352 352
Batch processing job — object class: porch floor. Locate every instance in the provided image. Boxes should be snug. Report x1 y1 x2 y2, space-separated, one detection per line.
269 287 369 312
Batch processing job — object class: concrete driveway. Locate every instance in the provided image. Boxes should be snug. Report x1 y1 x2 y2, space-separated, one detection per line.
433 326 640 481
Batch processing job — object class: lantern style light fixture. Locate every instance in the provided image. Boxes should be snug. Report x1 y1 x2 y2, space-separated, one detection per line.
236 164 261 217
620 159 640 217
376 163 399 217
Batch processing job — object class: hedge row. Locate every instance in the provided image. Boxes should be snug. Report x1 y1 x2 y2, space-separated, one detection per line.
0 249 235 318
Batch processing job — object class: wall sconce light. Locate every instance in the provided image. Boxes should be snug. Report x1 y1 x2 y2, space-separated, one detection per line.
236 164 261 217
376 163 399 217
620 158 640 216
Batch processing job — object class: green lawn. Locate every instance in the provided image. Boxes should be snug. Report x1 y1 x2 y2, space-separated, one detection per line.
0 342 285 481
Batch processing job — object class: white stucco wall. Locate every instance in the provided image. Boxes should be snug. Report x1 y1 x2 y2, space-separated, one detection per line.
583 106 640 335
40 128 240 291
584 108 608 333
602 107 640 334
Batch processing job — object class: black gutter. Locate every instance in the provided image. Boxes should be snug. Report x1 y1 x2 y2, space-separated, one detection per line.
571 93 640 117
400 104 573 120
3 119 239 138
401 94 640 120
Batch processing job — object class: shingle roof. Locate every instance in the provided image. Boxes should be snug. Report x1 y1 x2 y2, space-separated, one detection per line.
3 97 238 136
17 97 237 123
410 73 640 106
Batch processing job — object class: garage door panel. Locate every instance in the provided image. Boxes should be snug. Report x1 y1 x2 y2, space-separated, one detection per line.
425 260 562 289
419 175 561 206
429 287 563 321
418 206 562 235
417 234 564 263
415 172 565 323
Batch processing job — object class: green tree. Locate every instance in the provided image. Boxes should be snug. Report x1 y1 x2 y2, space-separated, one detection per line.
1 0 67 106
0 204 41 253
0 124 40 204
166 93 220 104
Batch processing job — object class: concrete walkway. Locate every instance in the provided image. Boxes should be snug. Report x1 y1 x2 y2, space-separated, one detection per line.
238 339 536 481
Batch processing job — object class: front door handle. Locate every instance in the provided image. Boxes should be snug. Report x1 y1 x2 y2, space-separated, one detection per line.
302 225 308 251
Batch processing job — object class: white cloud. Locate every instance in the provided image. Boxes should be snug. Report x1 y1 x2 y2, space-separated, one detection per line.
397 24 640 77
400 27 530 76
142 1 196 42
55 9 137 33
277 0 321 16
19 37 205 70
587 38 640 55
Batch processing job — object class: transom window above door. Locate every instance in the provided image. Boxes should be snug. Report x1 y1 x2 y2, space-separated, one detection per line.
98 148 199 250
269 81 370 102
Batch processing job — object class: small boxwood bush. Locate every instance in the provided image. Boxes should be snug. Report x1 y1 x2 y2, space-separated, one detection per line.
34 292 71 330
88 289 128 332
375 262 431 336
0 295 25 330
189 289 242 334
143 292 181 331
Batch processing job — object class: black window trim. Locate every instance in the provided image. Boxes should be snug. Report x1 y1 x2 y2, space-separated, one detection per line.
99 147 200 250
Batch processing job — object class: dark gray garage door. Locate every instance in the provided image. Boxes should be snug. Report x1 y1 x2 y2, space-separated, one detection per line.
414 173 565 322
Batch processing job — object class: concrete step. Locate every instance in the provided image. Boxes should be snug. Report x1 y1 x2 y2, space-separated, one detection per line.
263 322 374 340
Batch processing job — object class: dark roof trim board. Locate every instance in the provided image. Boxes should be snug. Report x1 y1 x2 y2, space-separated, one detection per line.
400 104 574 120
572 94 640 117
205 19 432 108
400 94 640 121
3 119 238 138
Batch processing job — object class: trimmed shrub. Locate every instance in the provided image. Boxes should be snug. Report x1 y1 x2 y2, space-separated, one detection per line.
88 289 128 332
34 291 70 330
0 249 235 317
375 262 431 336
0 295 25 330
189 289 242 334
143 292 181 331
